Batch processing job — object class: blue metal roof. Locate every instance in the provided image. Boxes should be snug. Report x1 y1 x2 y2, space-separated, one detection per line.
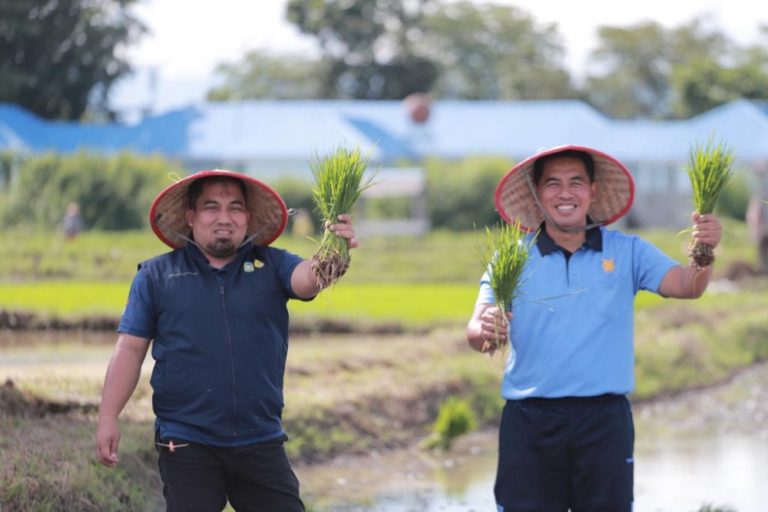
1 99 767 166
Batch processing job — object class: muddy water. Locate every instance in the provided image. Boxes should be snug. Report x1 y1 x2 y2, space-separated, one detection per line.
3 331 767 511
298 364 768 512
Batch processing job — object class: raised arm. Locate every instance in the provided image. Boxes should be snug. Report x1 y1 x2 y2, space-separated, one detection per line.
291 213 358 299
96 333 150 467
659 212 721 299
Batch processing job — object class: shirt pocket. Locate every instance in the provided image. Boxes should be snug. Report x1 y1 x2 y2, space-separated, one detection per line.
590 273 631 320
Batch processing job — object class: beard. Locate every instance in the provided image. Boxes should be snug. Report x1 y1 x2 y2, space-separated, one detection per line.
204 238 238 258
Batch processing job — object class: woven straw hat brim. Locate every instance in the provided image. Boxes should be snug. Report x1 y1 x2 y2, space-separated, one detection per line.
149 170 288 249
494 145 635 231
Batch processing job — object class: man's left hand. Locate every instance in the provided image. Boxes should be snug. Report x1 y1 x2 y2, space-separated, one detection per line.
327 213 358 249
691 212 722 248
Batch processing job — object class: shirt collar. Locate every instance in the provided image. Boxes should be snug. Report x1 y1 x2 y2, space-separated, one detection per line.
536 220 603 255
183 240 253 268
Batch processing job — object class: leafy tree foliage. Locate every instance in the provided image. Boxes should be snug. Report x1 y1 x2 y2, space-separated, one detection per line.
670 31 768 117
208 50 325 101
0 0 145 120
219 0 573 102
286 0 438 99
584 19 737 118
419 1 575 100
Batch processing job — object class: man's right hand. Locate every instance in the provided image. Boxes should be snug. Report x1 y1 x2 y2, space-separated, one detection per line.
96 416 121 467
467 303 513 354
479 306 512 353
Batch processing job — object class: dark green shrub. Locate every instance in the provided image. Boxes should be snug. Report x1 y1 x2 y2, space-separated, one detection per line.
424 156 512 230
0 151 184 230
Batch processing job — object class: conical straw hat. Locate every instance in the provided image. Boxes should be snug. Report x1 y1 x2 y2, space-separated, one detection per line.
494 145 635 231
149 169 288 249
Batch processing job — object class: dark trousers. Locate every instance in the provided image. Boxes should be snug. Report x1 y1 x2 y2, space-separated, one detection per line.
156 435 304 512
495 395 634 512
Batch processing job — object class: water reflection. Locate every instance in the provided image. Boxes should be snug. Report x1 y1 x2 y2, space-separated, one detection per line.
298 433 498 512
636 434 768 512
301 365 768 512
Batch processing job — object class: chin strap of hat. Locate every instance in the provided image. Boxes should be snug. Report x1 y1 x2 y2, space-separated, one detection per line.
523 169 604 233
153 212 202 249
237 224 270 249
236 208 297 249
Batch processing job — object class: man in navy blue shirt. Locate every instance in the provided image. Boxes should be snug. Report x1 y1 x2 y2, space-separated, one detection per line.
467 146 722 512
96 170 357 512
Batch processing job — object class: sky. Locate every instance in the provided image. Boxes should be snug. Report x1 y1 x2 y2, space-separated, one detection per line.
110 0 768 117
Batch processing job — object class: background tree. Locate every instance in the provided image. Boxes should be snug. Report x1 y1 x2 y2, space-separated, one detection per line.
583 19 730 118
208 50 325 101
286 0 438 99
670 29 768 117
419 1 575 100
0 0 145 120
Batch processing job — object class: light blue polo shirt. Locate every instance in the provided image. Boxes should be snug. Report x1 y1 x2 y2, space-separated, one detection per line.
476 226 678 399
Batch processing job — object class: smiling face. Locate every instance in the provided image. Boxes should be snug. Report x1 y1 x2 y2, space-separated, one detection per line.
185 179 250 265
535 156 597 233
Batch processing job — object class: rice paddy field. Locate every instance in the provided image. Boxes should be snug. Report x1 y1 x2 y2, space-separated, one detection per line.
2 220 767 511
0 218 757 326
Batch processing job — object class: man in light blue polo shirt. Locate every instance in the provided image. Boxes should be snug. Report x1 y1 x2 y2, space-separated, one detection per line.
467 146 722 512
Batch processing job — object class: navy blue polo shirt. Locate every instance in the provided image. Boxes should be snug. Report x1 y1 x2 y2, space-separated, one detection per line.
119 242 305 446
476 225 677 399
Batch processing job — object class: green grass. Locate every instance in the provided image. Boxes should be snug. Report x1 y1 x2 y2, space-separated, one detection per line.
0 280 673 327
0 281 129 316
0 280 479 327
292 283 477 326
0 218 759 329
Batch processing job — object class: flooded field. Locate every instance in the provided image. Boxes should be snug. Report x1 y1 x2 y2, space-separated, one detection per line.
2 330 767 511
298 364 768 512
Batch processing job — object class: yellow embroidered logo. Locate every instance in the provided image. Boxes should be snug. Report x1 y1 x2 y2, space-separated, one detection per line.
602 258 615 273
253 259 264 269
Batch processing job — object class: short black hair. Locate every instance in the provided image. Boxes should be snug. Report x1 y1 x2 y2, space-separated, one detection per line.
532 149 595 185
187 176 248 209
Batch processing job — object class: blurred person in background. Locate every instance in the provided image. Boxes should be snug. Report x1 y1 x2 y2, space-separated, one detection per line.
61 201 83 240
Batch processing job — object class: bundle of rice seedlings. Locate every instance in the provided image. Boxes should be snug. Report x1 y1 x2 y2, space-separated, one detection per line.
309 146 374 288
685 139 735 268
477 221 533 353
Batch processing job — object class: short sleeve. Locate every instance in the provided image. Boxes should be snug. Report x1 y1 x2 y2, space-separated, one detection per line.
269 248 305 299
633 237 679 294
475 268 496 306
117 265 157 339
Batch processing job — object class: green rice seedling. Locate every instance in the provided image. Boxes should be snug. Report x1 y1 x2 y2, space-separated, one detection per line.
310 147 375 288
424 396 477 450
686 138 735 268
477 221 534 353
